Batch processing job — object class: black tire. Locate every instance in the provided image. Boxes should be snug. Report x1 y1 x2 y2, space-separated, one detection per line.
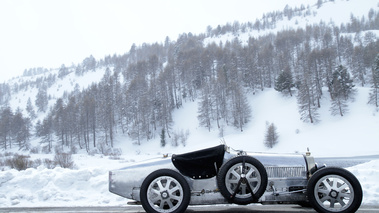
140 169 190 213
307 167 362 213
217 156 268 205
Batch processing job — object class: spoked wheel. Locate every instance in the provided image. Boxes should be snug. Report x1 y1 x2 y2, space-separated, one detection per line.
140 169 190 213
307 167 362 213
217 156 268 205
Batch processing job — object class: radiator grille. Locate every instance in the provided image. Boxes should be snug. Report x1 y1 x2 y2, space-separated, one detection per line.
265 166 306 178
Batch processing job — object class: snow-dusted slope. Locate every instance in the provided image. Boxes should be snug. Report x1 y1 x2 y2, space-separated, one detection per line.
204 0 378 46
7 68 109 121
1 85 379 206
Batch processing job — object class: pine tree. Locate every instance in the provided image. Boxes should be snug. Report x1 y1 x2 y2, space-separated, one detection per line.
26 98 36 120
230 82 251 132
330 91 348 116
82 55 97 71
275 66 294 96
368 54 379 108
65 96 81 150
52 98 67 147
297 79 319 123
39 117 54 153
329 65 355 116
296 48 320 123
198 85 213 132
336 65 355 100
35 88 48 112
160 128 166 147
264 122 279 148
0 107 13 149
58 64 68 79
12 110 30 150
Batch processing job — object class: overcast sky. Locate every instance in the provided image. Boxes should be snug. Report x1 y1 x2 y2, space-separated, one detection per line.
0 0 314 82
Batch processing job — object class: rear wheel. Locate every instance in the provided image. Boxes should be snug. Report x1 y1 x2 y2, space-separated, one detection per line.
140 169 190 213
307 167 362 213
217 156 268 205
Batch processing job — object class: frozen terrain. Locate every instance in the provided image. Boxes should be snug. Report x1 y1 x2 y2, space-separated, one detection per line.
1 86 379 207
0 0 378 208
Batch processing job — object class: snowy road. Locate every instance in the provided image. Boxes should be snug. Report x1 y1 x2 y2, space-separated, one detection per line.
315 155 379 168
0 205 378 213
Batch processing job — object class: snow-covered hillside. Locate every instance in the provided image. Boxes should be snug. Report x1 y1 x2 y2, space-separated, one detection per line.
1 85 379 207
7 67 109 122
0 0 379 208
166 87 379 158
204 0 378 46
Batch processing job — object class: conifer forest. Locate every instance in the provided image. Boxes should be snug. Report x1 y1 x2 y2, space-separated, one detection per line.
0 4 379 153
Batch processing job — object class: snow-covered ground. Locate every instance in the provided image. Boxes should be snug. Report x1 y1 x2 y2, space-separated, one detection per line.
1 86 379 207
0 151 378 207
1 0 378 208
0 155 131 207
348 160 379 205
0 152 378 207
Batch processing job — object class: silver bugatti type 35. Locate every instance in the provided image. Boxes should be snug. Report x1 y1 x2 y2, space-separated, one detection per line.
109 145 362 213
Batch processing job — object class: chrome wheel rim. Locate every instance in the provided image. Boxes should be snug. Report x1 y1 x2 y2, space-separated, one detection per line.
147 176 184 213
225 162 262 198
314 174 354 212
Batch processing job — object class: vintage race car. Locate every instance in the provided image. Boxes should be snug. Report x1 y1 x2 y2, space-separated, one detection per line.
109 145 362 213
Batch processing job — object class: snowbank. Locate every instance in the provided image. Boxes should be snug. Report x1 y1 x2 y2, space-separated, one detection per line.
0 161 127 207
0 157 378 207
347 160 379 205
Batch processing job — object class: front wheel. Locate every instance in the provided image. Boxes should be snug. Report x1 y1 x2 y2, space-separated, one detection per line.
307 167 362 213
140 169 190 213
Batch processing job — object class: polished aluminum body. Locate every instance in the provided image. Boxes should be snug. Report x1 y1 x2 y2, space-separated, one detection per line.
109 146 314 205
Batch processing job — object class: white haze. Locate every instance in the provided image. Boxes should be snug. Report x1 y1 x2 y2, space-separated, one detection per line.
0 0 313 82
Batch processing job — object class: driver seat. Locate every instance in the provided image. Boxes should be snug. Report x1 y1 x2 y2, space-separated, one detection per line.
171 145 225 179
